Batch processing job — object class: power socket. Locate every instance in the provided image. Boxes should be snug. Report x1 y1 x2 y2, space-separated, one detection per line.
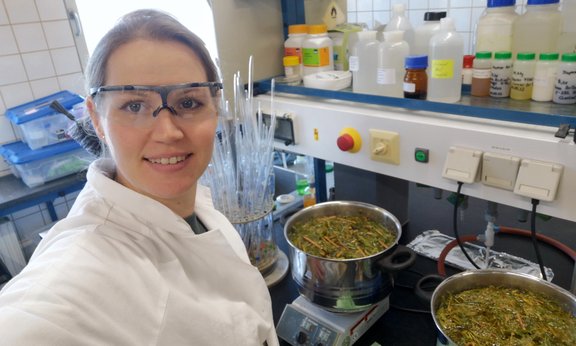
513 159 563 202
442 146 482 184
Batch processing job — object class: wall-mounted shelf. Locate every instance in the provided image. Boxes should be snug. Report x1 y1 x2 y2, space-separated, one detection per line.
254 79 576 129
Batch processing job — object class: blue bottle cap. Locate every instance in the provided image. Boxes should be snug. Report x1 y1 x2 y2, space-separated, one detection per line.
405 55 428 69
487 0 515 7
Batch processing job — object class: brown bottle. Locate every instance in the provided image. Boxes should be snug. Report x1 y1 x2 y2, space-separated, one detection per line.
403 55 428 99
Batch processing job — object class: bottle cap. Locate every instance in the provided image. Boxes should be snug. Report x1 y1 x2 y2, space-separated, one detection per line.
308 24 328 35
463 55 475 68
517 52 536 60
405 55 428 69
494 51 512 59
539 52 559 61
527 0 559 5
288 24 308 35
475 51 493 59
487 0 516 8
296 179 309 195
283 56 300 67
561 53 576 62
423 12 447 21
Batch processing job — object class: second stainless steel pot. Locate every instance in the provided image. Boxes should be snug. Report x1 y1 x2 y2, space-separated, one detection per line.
284 201 415 312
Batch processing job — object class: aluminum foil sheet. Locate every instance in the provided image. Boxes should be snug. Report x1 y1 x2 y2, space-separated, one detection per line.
407 230 554 281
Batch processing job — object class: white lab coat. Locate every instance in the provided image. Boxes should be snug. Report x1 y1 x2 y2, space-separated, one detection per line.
0 159 279 346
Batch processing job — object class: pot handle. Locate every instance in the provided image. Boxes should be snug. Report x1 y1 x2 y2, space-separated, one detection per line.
378 245 417 273
414 274 445 304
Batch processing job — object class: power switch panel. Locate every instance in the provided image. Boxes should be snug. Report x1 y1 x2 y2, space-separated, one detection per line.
482 152 521 191
513 159 563 202
442 146 482 184
369 129 400 165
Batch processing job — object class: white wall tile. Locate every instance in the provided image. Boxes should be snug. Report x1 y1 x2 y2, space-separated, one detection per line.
449 8 472 32
0 115 17 143
410 0 429 10
4 0 39 24
0 26 19 55
35 0 68 21
347 0 357 11
22 50 55 80
451 0 474 8
0 55 27 86
42 20 74 49
58 73 85 95
357 11 375 28
347 12 358 23
50 47 81 75
1 82 33 109
429 0 449 10
30 77 59 98
13 23 47 52
0 3 9 25
374 0 390 11
357 0 374 11
409 9 427 27
373 11 390 28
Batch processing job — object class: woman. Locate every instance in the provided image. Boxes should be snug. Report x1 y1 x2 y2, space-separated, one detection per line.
0 9 278 345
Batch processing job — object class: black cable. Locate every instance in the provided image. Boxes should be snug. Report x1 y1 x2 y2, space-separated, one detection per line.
530 198 547 281
453 181 480 269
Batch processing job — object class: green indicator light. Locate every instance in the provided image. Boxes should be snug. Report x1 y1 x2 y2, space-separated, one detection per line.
415 148 429 163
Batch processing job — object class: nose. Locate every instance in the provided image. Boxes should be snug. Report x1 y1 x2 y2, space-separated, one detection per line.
150 107 185 141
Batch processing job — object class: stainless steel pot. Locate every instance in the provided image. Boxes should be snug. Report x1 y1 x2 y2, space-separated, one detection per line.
284 201 415 312
431 269 576 345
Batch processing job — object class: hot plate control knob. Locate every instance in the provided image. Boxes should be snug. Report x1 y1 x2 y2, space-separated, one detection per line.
336 127 362 153
295 331 307 344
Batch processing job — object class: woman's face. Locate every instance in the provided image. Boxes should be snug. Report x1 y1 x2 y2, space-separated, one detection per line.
88 39 218 213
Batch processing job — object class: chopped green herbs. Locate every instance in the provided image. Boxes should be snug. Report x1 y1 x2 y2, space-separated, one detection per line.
436 286 576 346
288 215 396 259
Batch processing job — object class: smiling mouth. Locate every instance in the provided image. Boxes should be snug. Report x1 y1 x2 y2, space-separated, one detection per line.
146 155 190 165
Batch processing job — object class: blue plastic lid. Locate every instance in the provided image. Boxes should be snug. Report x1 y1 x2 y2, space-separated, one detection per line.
527 0 559 5
6 90 83 125
405 55 428 69
1 140 82 165
487 0 515 7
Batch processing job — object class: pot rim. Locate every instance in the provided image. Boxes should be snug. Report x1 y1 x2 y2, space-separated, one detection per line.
283 200 402 262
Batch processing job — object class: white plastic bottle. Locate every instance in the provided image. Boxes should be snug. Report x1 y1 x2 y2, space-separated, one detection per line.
284 24 308 77
512 0 562 57
427 18 464 103
557 0 576 53
553 53 576 104
475 0 518 53
302 24 334 76
532 52 559 101
510 52 536 100
490 51 513 98
350 31 380 95
377 31 410 97
385 3 414 52
413 11 446 56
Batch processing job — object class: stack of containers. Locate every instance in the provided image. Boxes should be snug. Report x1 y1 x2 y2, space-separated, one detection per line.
1 91 94 188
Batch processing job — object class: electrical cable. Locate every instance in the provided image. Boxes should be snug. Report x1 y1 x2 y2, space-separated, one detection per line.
453 182 480 269
530 198 547 281
437 235 479 277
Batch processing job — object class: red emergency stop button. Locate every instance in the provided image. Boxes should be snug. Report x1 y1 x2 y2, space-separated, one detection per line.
336 127 362 153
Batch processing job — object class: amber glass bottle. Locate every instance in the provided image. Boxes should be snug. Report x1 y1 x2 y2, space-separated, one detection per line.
403 55 428 99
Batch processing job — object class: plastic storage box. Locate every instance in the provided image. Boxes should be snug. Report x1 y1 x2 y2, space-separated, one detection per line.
0 140 93 188
5 91 84 150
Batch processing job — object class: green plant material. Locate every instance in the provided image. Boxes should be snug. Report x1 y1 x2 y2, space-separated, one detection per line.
436 285 576 346
289 215 396 259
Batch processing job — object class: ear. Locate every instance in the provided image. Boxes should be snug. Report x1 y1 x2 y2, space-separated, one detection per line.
86 96 105 139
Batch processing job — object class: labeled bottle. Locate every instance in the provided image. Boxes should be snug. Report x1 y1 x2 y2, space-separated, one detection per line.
512 0 562 57
404 55 428 99
553 53 576 104
490 51 513 98
377 31 410 97
284 24 308 77
413 12 447 56
385 3 415 51
474 0 518 53
350 31 380 95
471 51 493 97
462 55 475 85
281 56 301 85
302 24 334 76
532 52 560 102
510 52 536 100
428 17 464 103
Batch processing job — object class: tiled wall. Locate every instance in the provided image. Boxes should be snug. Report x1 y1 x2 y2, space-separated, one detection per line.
346 0 529 54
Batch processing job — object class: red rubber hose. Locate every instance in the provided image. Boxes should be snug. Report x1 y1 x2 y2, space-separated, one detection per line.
437 235 479 277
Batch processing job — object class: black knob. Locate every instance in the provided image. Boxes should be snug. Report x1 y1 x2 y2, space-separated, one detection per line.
296 331 307 344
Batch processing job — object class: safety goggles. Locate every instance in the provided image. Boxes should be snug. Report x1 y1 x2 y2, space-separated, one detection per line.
89 82 222 128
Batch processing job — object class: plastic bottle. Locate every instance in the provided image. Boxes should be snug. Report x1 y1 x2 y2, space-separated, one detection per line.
412 11 447 56
284 24 308 77
474 0 518 53
553 53 576 104
281 56 301 85
403 55 428 99
385 3 414 51
510 52 536 100
350 31 380 95
511 0 562 57
377 31 410 97
428 17 464 103
532 52 560 101
557 0 576 54
490 51 513 98
471 51 493 97
462 55 475 86
302 24 334 76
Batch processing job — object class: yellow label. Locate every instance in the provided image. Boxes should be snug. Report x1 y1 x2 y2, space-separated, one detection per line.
431 59 455 79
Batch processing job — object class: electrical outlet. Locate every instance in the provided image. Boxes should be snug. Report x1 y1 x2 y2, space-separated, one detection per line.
442 146 482 183
369 129 400 165
482 152 521 190
513 159 563 201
